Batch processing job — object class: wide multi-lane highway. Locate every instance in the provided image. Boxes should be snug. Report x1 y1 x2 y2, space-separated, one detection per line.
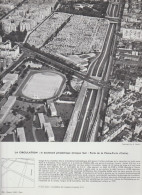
70 1 120 142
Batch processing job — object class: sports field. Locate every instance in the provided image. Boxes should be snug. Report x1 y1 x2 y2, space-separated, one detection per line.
22 72 65 100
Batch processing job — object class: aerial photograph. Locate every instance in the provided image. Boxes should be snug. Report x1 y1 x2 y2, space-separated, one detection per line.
0 0 142 142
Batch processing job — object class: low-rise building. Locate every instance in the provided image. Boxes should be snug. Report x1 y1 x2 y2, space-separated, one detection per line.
0 40 11 50
25 61 42 69
0 40 20 59
20 20 36 32
122 28 142 42
43 122 55 142
0 3 14 10
135 77 142 93
0 58 7 71
0 81 12 96
102 123 129 142
3 73 18 84
0 36 2 43
110 87 125 101
80 66 88 72
16 127 26 142
0 73 18 96
38 113 46 129
124 55 139 61
135 124 142 135
2 20 17 34
129 77 142 93
49 102 57 117
0 44 20 59
0 96 16 123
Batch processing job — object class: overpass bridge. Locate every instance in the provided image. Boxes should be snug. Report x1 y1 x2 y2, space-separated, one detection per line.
105 16 120 23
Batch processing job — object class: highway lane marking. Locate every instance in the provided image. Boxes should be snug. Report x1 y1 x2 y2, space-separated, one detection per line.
96 25 114 76
86 5 118 140
89 20 111 76
112 5 117 18
77 4 118 141
89 52 102 75
73 21 115 141
96 24 115 76
115 5 119 17
106 3 112 16
87 89 102 141
90 25 112 76
92 4 117 77
77 90 94 141
110 4 114 17
89 48 116 141
86 87 103 139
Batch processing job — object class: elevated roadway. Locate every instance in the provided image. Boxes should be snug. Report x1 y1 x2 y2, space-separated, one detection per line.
64 1 120 142
17 44 106 88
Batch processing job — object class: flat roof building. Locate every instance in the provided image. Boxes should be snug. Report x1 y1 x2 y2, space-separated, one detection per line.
0 81 11 96
0 40 11 50
25 61 42 69
16 127 26 142
122 28 142 42
102 123 129 142
2 73 18 85
0 41 20 59
38 113 46 128
0 96 16 123
43 122 55 142
49 102 57 117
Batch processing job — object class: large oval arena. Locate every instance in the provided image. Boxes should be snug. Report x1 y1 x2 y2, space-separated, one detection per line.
22 71 66 100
